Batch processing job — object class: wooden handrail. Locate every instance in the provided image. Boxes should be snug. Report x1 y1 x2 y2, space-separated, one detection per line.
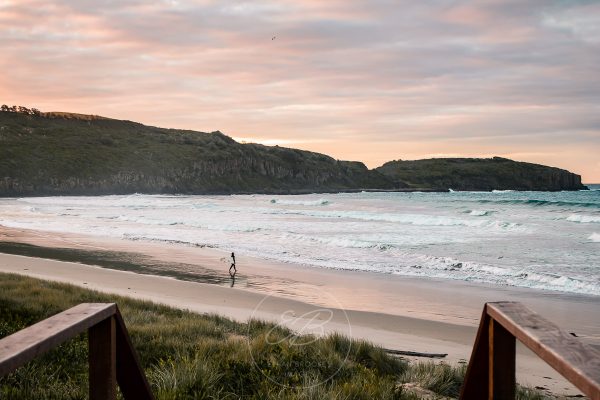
4 300 599 399
0 303 154 400
460 301 600 400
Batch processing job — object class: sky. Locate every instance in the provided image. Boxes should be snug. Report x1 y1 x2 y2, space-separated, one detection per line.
1 1 599 182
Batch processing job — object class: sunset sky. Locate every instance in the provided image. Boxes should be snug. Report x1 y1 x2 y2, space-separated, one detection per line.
1 0 599 182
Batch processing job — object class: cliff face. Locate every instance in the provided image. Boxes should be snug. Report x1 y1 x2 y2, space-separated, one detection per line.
0 110 588 196
376 157 587 191
0 112 393 196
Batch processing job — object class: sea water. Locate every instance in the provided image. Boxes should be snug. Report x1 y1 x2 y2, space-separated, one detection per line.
1 187 599 296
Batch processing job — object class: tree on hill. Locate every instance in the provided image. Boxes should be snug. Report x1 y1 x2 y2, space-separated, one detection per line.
1 105 41 115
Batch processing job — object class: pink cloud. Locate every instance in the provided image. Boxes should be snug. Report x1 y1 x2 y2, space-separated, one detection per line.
1 0 599 182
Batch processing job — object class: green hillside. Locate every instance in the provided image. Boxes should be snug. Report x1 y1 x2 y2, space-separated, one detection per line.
0 106 587 195
0 109 392 196
376 157 587 191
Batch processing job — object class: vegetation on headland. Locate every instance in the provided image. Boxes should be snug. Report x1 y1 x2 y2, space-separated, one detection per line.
376 158 587 191
0 106 391 196
0 105 586 196
0 273 549 399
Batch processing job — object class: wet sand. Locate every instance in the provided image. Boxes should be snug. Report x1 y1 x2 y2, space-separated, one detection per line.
1 225 598 396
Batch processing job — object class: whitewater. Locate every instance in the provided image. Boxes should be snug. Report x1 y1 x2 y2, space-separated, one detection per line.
1 187 599 296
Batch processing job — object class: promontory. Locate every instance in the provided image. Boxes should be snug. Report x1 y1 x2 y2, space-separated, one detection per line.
0 106 587 196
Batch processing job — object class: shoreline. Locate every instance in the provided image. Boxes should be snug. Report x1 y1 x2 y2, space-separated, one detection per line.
0 226 597 329
0 225 598 396
2 185 596 198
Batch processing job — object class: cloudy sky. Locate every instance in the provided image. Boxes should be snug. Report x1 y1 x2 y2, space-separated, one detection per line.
1 0 599 181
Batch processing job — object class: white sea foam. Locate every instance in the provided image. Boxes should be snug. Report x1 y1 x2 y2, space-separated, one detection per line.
270 198 330 206
468 210 490 216
282 232 397 250
2 191 599 296
566 214 600 223
268 209 522 230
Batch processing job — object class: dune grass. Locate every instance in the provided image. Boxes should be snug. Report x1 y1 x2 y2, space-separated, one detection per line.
0 273 550 399
0 273 409 399
400 361 466 398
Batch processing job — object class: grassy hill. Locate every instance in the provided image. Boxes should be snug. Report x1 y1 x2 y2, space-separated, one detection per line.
0 110 392 196
0 107 587 195
376 157 587 191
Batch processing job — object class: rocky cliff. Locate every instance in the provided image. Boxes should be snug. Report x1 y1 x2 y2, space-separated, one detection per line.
0 110 393 196
376 157 587 191
0 109 588 196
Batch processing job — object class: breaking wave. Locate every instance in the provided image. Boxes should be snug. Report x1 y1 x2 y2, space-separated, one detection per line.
270 198 330 206
566 214 600 223
3 191 599 296
269 209 521 230
467 210 491 216
475 199 600 208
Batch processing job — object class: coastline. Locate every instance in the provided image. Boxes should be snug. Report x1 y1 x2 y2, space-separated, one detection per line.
2 186 593 198
1 225 598 396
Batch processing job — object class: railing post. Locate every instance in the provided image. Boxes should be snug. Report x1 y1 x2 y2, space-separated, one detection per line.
89 316 116 400
489 318 516 399
114 309 155 399
0 303 153 399
460 306 490 399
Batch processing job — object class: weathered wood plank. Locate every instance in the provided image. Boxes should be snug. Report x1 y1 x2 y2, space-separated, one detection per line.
460 306 490 399
115 308 155 400
489 318 515 399
0 303 116 376
89 316 116 400
487 302 600 400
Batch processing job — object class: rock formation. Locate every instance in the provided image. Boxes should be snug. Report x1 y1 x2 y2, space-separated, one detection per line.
0 109 587 196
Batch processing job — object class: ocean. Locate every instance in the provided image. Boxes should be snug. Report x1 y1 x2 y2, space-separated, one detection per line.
1 187 599 296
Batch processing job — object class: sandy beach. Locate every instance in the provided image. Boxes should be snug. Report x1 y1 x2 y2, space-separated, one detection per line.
1 225 598 396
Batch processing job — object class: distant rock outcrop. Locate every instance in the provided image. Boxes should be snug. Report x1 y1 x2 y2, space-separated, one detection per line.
376 157 587 191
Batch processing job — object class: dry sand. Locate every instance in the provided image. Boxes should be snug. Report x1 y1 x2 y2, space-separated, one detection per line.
1 226 598 396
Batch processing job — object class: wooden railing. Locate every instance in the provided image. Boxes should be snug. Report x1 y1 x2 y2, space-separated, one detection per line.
0 303 154 400
460 301 600 400
2 301 599 399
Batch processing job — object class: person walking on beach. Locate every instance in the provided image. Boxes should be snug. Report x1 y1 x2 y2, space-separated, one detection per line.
229 252 236 276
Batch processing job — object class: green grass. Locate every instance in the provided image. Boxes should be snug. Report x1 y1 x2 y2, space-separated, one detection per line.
0 273 409 399
0 273 551 399
400 362 466 398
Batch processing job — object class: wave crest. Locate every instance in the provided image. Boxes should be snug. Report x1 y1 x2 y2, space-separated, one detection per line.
589 233 600 243
270 198 330 206
566 214 600 223
467 210 490 216
476 199 600 208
